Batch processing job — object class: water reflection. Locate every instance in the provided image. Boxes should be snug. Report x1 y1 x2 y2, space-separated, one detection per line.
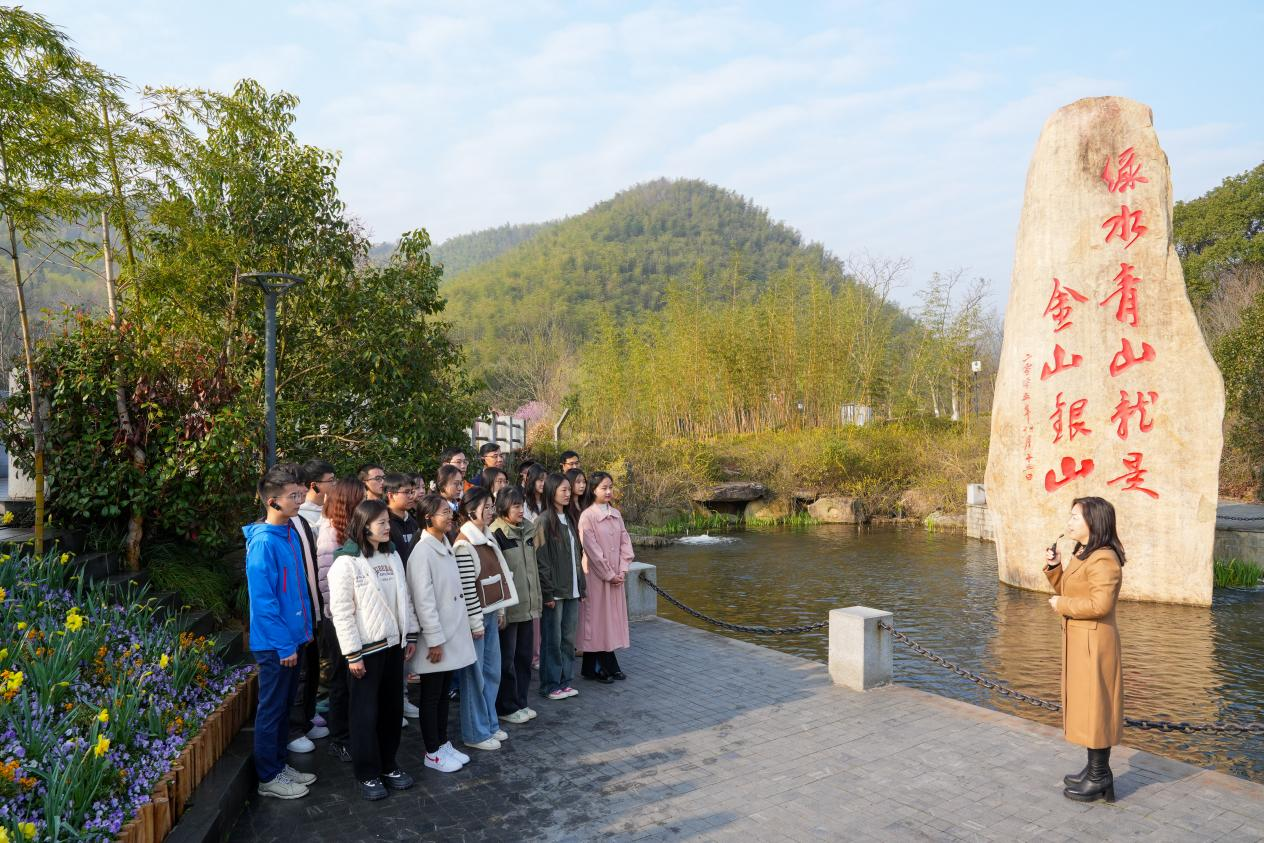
641 525 1264 782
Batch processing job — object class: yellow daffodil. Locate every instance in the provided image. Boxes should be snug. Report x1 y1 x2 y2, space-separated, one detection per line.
59 552 71 565
7 672 24 693
64 610 84 632
0 585 6 602
0 649 7 660
1 510 13 525
159 653 170 669
0 824 9 843
15 622 25 631
93 735 110 757
97 709 109 723
18 823 34 841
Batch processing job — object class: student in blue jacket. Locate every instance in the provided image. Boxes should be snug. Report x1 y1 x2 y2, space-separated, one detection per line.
245 464 317 799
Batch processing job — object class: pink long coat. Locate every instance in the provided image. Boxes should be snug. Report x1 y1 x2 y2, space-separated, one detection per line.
577 504 633 652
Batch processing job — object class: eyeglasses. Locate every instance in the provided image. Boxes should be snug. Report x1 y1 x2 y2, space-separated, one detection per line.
277 491 304 502
366 475 385 483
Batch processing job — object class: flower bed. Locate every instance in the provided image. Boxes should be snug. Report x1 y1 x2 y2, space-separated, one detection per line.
0 551 255 843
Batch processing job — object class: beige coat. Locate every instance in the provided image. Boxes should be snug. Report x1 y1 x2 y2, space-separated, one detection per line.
1045 547 1124 748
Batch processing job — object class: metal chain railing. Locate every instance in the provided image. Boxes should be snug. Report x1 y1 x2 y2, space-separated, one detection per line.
881 621 1264 735
1215 513 1264 522
639 573 1264 735
637 573 828 635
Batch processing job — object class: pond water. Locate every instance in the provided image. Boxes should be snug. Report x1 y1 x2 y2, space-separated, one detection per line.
639 525 1264 783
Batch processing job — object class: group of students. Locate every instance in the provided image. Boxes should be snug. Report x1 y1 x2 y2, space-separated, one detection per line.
244 445 636 802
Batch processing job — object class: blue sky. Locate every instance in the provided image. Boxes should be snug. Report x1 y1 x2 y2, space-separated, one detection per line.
34 0 1264 308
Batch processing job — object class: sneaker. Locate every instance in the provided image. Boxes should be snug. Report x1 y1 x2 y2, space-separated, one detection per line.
326 741 352 762
258 772 308 799
360 778 388 801
531 659 540 670
382 769 414 790
546 688 569 701
311 713 327 727
286 736 315 753
402 697 420 719
523 707 538 720
401 717 409 727
282 764 317 786
424 751 462 773
493 729 508 741
306 724 330 740
439 742 470 765
561 686 579 698
315 699 330 714
464 737 501 751
502 709 531 725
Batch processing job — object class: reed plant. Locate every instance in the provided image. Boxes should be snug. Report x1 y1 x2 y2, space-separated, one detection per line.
1213 558 1264 589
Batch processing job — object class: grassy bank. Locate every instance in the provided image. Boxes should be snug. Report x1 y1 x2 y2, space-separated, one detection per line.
558 419 989 527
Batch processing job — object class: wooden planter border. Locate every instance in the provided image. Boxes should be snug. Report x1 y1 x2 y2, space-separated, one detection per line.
115 669 257 843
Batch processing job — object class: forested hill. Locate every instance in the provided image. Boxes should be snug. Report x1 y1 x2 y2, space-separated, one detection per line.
440 178 866 370
366 221 556 274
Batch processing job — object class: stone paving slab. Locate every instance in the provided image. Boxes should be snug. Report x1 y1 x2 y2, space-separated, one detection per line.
231 618 1264 842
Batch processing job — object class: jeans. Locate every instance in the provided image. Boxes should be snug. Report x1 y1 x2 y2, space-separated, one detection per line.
290 621 322 737
539 598 579 695
253 647 302 782
457 615 501 743
497 619 534 714
346 645 404 782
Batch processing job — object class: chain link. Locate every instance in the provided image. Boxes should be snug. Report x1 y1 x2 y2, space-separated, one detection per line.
636 574 1263 735
1216 513 1264 522
638 573 828 635
877 621 1264 735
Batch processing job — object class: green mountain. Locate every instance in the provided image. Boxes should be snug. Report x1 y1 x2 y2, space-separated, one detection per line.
441 178 855 371
366 220 556 274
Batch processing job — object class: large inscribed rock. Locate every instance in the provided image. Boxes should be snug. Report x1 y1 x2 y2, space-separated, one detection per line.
986 97 1223 607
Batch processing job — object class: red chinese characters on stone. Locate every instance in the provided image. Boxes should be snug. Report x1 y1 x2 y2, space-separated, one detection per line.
1110 390 1158 439
1101 147 1149 194
1045 456 1095 493
1100 262 1143 327
1050 392 1091 444
1109 337 1156 377
1041 344 1084 381
1102 204 1147 248
1043 277 1089 333
1108 452 1159 499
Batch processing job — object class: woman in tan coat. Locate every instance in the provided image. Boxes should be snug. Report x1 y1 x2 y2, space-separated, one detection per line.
1043 495 1124 803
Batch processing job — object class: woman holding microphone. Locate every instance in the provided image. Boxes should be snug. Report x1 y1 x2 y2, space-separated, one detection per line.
1044 496 1125 803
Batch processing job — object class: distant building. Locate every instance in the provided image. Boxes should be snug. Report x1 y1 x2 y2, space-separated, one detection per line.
840 404 874 427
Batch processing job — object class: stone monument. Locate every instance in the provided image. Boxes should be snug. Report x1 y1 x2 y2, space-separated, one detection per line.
985 97 1223 607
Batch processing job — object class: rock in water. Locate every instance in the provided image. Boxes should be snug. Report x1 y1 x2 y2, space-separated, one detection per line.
985 97 1223 607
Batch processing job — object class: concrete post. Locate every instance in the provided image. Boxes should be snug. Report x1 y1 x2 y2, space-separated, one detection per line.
626 561 657 620
828 606 893 691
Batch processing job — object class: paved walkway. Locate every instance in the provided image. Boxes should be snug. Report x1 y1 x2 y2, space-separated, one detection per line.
233 618 1264 842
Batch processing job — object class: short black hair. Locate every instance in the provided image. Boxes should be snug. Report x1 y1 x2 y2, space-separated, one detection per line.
356 463 384 481
302 459 336 487
458 485 493 525
479 442 500 456
559 450 579 463
436 463 463 493
495 486 525 519
477 467 507 489
258 463 304 502
438 447 465 464
383 472 415 495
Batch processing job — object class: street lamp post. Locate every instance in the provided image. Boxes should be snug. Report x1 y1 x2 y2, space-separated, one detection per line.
242 272 305 468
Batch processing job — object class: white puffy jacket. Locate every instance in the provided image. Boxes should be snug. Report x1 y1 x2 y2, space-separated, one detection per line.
328 546 420 664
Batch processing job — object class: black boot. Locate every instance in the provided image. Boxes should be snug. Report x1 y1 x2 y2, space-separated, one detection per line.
1063 748 1115 803
1063 748 1090 787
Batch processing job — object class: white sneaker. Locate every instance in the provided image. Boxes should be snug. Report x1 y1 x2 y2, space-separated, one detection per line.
523 707 538 720
402 697 420 718
424 751 462 773
493 729 508 741
286 736 315 753
306 725 330 740
502 709 531 724
283 764 317 786
401 717 409 727
464 737 500 751
258 771 308 799
440 742 470 765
